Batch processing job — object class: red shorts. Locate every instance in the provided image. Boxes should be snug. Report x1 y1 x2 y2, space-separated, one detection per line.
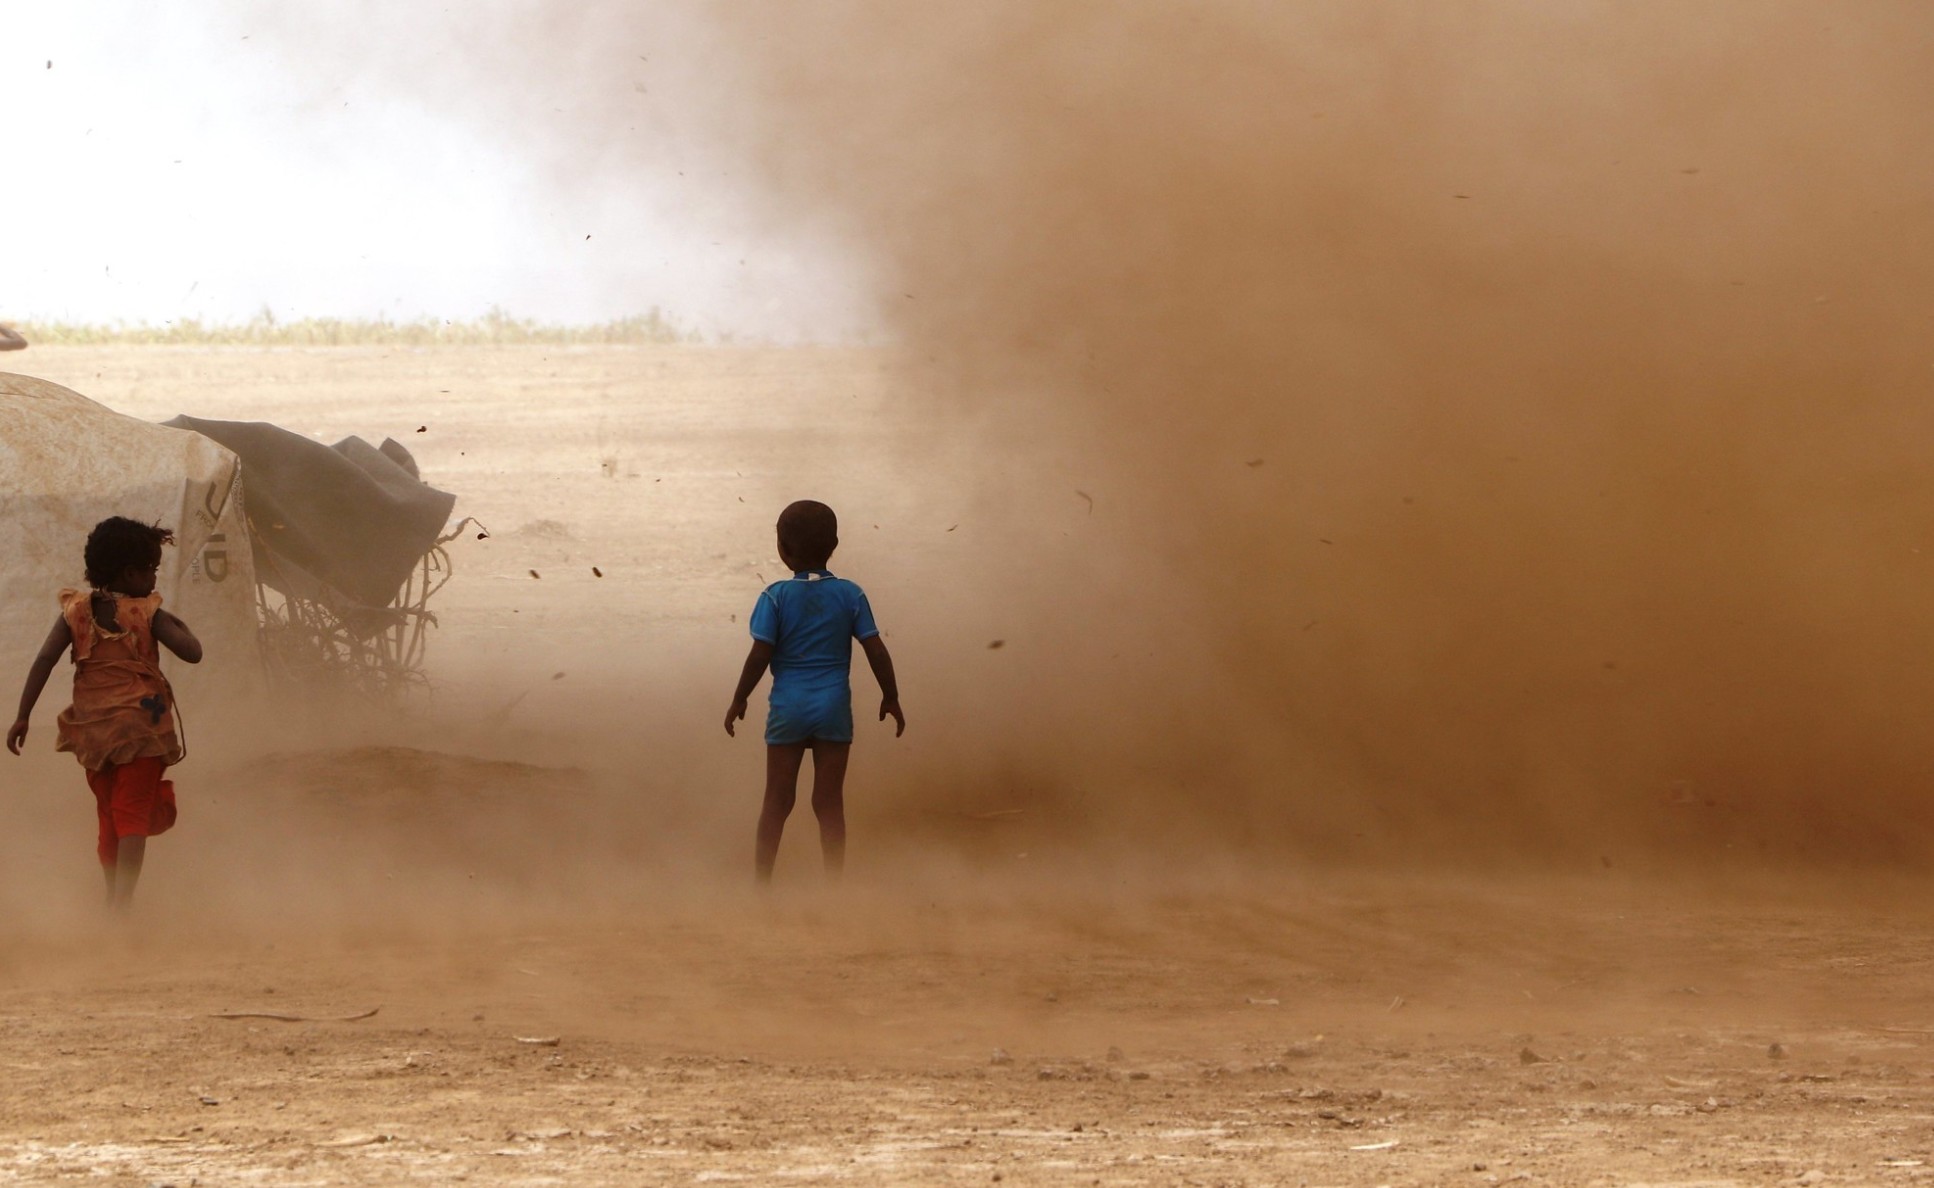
85 756 177 866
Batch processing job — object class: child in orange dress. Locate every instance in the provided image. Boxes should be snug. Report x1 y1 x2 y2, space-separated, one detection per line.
8 518 203 910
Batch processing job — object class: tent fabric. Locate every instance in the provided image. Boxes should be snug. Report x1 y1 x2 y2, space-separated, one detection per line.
0 373 260 713
164 417 455 610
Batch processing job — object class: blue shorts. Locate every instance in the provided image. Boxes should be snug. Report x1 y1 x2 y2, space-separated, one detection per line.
766 683 854 746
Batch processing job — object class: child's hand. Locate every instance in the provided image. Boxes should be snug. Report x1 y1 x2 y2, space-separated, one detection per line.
723 698 748 737
879 699 905 737
5 718 26 755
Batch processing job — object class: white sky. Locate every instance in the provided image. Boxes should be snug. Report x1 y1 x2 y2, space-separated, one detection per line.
3 5 869 340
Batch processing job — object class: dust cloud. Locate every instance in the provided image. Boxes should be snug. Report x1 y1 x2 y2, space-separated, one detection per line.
7 15 1934 1170
657 2 1934 867
199 3 1934 870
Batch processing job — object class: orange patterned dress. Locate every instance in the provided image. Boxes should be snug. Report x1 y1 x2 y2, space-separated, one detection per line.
54 589 183 771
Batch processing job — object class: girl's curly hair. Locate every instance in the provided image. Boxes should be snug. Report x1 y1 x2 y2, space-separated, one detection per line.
83 517 173 588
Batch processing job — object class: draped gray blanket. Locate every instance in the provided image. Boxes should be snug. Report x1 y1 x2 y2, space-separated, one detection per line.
165 416 455 610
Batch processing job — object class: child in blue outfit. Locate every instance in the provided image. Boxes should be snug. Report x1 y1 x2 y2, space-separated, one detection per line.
724 500 903 883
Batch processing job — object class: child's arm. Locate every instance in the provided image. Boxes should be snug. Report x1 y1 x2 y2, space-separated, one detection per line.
7 616 73 755
152 610 203 664
860 635 904 737
723 640 774 737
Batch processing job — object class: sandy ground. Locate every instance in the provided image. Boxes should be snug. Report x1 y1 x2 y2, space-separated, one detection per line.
3 345 1934 1185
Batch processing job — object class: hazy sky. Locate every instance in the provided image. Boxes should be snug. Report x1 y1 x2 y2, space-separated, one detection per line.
5 5 866 339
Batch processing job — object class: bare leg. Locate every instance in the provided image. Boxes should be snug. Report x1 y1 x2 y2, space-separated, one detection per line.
100 864 116 905
808 741 850 879
111 836 145 911
756 744 807 884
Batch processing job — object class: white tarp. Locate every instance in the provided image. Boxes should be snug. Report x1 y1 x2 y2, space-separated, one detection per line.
0 373 261 718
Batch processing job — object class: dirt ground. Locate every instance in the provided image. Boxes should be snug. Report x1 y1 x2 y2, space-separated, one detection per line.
5 345 1934 1186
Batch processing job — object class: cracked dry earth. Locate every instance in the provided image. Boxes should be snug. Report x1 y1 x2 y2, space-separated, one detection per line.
2 880 1934 1186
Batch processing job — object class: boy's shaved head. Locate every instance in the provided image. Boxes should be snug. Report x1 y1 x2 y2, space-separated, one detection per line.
777 500 838 570
84 517 173 588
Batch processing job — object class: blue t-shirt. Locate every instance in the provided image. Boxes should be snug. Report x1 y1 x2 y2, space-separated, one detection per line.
748 571 879 744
